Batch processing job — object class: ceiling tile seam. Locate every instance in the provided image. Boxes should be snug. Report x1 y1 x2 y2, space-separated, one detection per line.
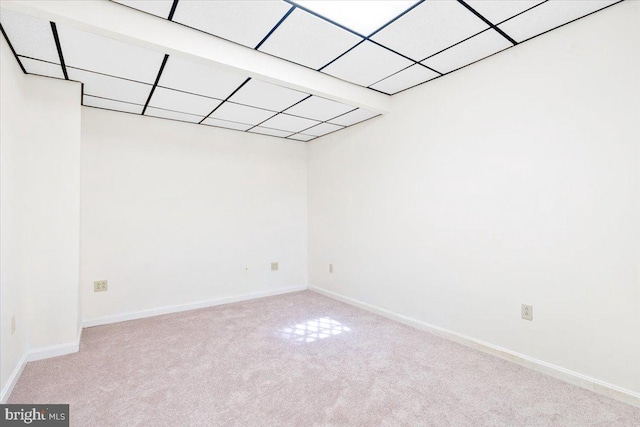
16 55 60 66
368 39 442 75
283 0 367 39
366 63 418 90
493 0 549 26
419 27 493 63
141 54 169 115
456 0 517 45
66 65 152 85
167 0 180 21
50 22 69 80
254 5 296 50
84 94 145 107
245 94 312 132
289 107 357 137
317 39 365 71
198 77 252 125
500 0 625 44
367 0 426 38
0 23 26 73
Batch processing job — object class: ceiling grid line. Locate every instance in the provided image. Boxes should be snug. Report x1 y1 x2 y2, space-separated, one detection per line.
245 94 313 132
50 22 68 80
254 5 296 50
0 22 26 73
198 77 253 125
456 0 517 45
141 54 169 115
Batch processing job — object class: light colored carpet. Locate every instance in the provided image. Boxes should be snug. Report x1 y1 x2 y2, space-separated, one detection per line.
9 291 640 426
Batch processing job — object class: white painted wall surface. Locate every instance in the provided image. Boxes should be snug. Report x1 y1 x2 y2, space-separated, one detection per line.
1 35 28 397
80 108 308 323
1 35 81 398
308 1 640 394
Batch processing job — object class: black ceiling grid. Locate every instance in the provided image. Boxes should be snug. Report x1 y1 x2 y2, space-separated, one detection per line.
245 94 312 133
197 77 252 125
390 0 625 97
0 22 26 73
289 108 383 142
498 0 624 45
254 5 296 50
140 0 179 117
141 54 169 115
167 0 180 20
194 4 297 128
287 107 359 140
456 0 517 46
281 0 442 77
50 22 69 80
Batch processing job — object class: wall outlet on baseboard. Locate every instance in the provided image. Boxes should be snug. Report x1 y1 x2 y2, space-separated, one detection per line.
94 280 108 292
521 304 533 321
271 262 278 271
329 263 333 273
11 315 16 335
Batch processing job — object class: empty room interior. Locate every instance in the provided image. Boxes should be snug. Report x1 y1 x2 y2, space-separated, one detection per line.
1 0 639 425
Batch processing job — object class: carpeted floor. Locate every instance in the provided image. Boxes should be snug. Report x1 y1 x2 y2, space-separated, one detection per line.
9 291 640 426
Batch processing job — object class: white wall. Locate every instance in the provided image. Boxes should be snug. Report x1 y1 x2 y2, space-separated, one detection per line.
1 36 81 399
308 1 640 394
80 108 308 323
1 34 28 397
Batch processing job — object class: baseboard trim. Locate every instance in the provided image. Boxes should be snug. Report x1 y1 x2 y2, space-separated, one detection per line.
83 285 308 328
0 353 27 403
309 285 640 408
27 340 80 362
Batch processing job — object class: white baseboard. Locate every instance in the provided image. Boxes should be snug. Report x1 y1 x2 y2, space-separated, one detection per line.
83 285 308 328
0 353 27 403
309 285 640 408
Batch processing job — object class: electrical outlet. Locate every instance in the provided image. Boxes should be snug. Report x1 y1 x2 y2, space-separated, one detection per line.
94 280 108 292
11 315 16 335
521 304 533 321
271 262 278 271
329 263 333 273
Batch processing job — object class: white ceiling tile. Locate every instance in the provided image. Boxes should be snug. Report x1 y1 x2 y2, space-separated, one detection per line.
285 96 356 121
498 0 618 43
145 107 203 123
202 117 253 131
328 109 378 126
84 95 143 114
465 1 544 24
302 122 343 137
370 64 438 94
68 67 152 104
173 0 292 48
371 0 489 61
158 56 248 100
20 57 65 79
149 87 221 116
294 1 420 36
228 79 309 112
421 29 512 74
249 127 293 138
258 8 362 69
112 0 174 19
287 134 316 142
0 9 60 63
322 41 413 87
261 114 320 133
56 24 164 83
211 102 275 125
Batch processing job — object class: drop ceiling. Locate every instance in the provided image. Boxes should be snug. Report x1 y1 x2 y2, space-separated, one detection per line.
0 0 623 141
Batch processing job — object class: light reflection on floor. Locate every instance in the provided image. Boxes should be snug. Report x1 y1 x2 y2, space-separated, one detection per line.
280 317 351 343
